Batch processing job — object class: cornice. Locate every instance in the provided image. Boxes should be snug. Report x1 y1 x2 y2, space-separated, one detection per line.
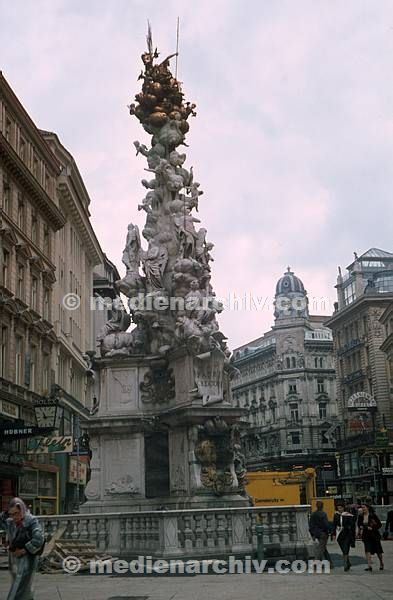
0 134 65 230
0 72 61 173
58 179 102 265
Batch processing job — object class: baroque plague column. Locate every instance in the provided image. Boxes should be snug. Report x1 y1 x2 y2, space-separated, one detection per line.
83 33 246 511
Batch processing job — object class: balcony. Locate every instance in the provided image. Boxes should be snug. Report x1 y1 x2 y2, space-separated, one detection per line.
0 376 43 406
336 431 375 450
342 369 365 384
338 338 365 356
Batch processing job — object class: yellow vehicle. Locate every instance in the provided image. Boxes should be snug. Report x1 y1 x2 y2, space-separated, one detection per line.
246 468 335 520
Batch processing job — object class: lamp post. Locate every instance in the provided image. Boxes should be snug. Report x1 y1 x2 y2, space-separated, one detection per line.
33 384 63 431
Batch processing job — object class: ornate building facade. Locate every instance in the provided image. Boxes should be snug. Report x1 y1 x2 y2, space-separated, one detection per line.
0 72 65 511
325 248 393 503
0 74 107 512
232 269 339 496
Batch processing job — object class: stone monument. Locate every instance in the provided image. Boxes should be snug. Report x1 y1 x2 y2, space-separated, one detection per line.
83 29 247 512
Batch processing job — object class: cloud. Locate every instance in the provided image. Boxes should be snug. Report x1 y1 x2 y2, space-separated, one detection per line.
1 0 393 348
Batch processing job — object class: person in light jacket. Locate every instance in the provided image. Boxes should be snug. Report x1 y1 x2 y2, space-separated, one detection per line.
0 497 44 600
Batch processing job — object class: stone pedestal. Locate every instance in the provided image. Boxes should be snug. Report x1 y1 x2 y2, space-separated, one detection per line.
82 350 248 513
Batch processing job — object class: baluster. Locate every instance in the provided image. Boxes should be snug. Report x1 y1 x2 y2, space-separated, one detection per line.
271 512 280 544
183 513 194 552
64 519 73 540
152 516 160 547
224 512 232 548
89 518 98 547
145 515 153 550
135 516 141 551
97 517 107 551
79 518 89 539
193 513 204 550
205 512 215 549
280 511 290 544
216 513 226 552
119 517 127 551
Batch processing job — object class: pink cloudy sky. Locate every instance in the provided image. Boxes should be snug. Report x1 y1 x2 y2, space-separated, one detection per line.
1 0 393 348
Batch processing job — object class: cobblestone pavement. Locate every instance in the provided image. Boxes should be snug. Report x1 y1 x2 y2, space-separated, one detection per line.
0 542 392 600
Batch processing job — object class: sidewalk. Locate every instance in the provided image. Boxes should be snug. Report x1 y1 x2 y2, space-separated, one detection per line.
0 542 392 600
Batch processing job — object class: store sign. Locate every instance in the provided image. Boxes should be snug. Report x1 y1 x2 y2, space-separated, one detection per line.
0 451 23 466
27 436 73 454
375 430 389 447
68 457 87 485
382 467 393 476
348 392 377 411
0 399 19 419
349 413 372 433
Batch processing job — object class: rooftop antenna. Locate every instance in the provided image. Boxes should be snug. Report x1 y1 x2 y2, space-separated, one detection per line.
175 17 180 79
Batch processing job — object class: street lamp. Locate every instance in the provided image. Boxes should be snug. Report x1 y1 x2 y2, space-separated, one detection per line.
33 384 63 431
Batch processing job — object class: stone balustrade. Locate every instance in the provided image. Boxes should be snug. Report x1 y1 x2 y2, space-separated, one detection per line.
38 505 313 560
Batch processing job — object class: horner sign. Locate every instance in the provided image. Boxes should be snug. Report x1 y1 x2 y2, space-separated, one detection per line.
347 391 377 411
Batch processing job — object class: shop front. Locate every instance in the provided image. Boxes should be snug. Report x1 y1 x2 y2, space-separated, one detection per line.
0 399 24 511
18 460 59 515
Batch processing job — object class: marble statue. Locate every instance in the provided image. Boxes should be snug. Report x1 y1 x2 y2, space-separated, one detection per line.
98 34 230 363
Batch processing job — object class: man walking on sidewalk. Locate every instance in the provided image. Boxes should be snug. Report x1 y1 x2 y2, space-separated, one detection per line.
309 501 333 567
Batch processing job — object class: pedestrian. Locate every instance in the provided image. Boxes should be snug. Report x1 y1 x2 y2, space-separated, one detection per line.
309 500 333 567
0 497 45 599
332 502 356 571
383 509 393 540
358 499 384 571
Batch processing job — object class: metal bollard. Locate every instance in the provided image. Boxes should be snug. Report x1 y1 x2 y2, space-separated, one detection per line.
256 523 264 561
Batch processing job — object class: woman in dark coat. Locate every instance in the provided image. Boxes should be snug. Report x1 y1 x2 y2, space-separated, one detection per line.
358 501 384 571
332 502 356 571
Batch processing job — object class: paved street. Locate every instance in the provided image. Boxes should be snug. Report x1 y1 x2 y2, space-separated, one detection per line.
1 542 392 600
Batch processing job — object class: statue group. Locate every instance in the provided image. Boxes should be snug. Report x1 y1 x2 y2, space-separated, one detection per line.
99 37 229 364
88 30 246 508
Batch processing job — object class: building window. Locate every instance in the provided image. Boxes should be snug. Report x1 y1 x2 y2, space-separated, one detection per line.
315 356 324 368
5 117 12 142
290 431 301 445
2 175 11 213
43 287 50 321
31 211 38 244
317 378 325 394
319 403 327 419
288 383 297 394
291 356 296 368
321 430 329 445
290 403 299 421
19 137 27 162
42 352 50 394
31 276 38 311
344 281 356 306
286 357 291 369
15 336 23 385
17 193 25 230
0 325 8 378
17 264 25 300
29 345 37 392
43 224 50 254
33 153 40 179
2 249 10 287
